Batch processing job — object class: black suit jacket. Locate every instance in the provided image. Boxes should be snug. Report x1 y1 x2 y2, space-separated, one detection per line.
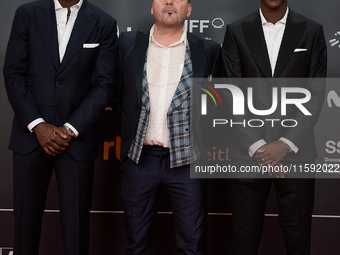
221 9 327 162
4 0 118 161
117 30 221 165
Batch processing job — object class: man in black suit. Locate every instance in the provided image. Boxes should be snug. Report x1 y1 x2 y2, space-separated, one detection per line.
221 0 327 254
117 0 220 254
3 0 118 254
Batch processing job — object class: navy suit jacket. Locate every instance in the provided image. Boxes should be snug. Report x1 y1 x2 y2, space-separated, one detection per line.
117 30 221 165
221 9 327 162
3 0 118 161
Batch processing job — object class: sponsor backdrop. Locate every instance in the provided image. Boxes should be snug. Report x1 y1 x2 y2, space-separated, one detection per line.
0 0 339 254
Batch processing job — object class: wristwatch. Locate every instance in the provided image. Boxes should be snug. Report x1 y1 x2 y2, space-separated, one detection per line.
64 125 76 137
283 141 292 152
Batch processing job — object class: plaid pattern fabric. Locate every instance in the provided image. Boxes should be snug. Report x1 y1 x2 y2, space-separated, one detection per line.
128 41 200 168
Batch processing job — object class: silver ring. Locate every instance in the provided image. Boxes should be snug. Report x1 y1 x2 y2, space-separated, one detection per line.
262 158 265 162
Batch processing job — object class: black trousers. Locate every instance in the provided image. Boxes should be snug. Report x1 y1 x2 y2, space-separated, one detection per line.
230 159 315 255
121 146 208 255
13 147 94 255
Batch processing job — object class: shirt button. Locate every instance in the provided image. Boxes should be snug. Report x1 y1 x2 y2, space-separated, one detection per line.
56 81 60 86
49 104 54 108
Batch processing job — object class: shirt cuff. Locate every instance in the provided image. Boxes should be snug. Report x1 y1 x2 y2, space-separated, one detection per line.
64 122 79 137
27 118 45 132
279 137 298 153
248 139 267 157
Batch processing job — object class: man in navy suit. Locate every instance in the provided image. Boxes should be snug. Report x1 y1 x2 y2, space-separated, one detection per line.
3 0 118 254
117 0 220 254
221 0 327 254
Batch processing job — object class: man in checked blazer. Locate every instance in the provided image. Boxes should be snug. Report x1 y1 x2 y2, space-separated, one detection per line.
3 0 118 254
221 0 327 254
117 0 220 253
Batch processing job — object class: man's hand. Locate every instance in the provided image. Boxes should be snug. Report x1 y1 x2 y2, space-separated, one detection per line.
33 123 69 156
254 140 289 178
57 126 73 144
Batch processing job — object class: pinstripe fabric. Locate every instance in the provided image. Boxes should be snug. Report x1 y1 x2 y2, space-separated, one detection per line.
128 41 200 168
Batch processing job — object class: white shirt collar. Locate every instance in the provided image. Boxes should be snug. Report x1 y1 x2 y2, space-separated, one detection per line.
149 24 187 48
54 0 83 11
260 6 289 25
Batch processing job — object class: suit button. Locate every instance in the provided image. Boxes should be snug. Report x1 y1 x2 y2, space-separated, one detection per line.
56 81 60 86
49 103 54 108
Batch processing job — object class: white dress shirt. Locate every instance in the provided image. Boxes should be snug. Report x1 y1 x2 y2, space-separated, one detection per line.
55 0 82 62
27 0 82 136
143 25 187 148
248 7 298 157
261 7 287 76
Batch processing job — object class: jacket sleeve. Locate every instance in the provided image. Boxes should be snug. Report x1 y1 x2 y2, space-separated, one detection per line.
3 6 43 129
282 24 327 149
66 17 119 136
221 24 264 151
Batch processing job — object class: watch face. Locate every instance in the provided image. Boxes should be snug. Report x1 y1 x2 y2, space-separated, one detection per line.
66 127 75 136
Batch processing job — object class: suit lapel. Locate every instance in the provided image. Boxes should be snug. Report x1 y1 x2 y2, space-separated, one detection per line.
188 33 204 79
168 40 193 114
36 0 60 70
57 0 97 74
274 10 306 77
243 12 272 78
134 31 150 104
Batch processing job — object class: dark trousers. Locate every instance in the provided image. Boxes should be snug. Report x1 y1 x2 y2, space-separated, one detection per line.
121 146 208 255
230 160 315 255
13 147 94 255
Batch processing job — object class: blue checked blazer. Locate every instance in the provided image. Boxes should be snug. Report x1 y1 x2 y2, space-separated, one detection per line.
117 30 221 167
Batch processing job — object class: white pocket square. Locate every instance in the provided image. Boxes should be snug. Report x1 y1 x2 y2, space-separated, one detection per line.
83 43 99 48
294 48 307 52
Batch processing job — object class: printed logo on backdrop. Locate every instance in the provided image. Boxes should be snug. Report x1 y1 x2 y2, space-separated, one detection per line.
184 18 225 34
329 31 340 48
211 18 225 29
0 248 13 255
324 87 340 164
120 18 225 39
325 140 340 164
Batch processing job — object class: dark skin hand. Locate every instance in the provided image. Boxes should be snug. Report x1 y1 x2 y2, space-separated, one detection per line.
33 123 70 156
254 140 289 178
57 126 73 144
